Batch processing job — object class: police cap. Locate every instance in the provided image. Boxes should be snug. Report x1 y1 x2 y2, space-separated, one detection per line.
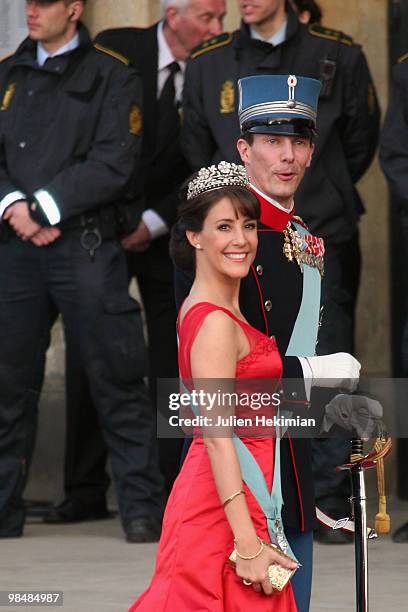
238 74 321 138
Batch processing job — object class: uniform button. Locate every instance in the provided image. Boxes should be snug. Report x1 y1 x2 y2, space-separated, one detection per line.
27 90 34 96
291 391 298 399
256 264 263 276
55 66 61 72
19 141 26 148
264 299 272 312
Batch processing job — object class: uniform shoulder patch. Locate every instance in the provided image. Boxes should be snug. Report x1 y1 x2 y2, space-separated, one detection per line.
397 51 408 64
190 33 233 60
308 24 353 46
93 43 130 66
292 215 310 231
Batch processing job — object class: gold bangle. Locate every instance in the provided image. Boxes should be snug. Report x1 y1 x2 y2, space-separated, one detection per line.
222 489 245 509
234 536 264 560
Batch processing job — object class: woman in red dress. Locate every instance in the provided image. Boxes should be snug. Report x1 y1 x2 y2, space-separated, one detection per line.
129 163 298 611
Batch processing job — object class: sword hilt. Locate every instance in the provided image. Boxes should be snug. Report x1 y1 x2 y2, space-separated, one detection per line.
351 438 364 462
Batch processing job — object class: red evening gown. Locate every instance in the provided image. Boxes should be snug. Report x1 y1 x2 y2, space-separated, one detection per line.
129 302 297 612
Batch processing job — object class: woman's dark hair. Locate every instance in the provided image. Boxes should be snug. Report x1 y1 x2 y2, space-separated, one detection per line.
170 183 260 274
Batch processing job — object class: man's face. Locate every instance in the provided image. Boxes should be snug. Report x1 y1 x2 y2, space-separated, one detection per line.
236 0 285 26
26 1 81 45
237 132 314 208
171 0 226 53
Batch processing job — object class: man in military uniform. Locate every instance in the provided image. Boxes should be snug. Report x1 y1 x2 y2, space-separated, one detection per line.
176 73 361 611
380 51 408 544
0 0 163 542
181 0 380 544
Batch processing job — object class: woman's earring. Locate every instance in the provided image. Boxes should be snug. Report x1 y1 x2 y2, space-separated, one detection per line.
195 243 202 250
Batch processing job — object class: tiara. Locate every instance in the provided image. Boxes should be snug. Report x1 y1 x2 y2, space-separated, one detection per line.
187 161 249 200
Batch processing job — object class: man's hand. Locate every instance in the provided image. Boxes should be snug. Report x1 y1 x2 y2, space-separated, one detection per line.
306 352 361 392
31 226 61 247
121 219 151 252
321 394 384 439
3 200 42 240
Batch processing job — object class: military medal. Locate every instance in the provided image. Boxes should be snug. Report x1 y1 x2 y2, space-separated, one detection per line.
283 223 303 271
283 222 325 276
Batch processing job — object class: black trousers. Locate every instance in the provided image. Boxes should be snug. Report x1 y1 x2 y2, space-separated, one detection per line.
128 238 183 494
0 232 164 536
312 232 361 516
63 236 183 501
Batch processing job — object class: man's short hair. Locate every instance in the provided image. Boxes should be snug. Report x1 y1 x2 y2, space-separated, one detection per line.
160 0 189 14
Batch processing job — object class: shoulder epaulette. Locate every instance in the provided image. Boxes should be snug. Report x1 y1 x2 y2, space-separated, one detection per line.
190 33 233 60
292 215 310 231
308 24 353 46
397 51 408 64
0 52 14 64
93 43 130 66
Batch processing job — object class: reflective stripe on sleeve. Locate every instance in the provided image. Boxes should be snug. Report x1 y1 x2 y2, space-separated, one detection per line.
33 189 61 225
0 190 26 218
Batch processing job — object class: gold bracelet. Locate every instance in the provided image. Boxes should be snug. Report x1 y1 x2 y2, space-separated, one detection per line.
222 489 245 509
234 536 264 560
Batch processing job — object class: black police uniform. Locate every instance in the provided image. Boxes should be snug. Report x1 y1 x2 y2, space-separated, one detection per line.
0 24 163 536
83 23 189 497
181 5 380 521
380 53 408 543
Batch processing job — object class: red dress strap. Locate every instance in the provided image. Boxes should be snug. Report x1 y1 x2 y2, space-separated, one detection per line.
178 302 261 379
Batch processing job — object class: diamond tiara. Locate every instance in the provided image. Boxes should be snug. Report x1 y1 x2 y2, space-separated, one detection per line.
187 161 249 200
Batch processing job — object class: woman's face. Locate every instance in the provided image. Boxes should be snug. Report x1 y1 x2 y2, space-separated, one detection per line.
190 196 258 281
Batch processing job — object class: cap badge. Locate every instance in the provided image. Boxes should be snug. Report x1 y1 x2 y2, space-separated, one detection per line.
286 75 297 109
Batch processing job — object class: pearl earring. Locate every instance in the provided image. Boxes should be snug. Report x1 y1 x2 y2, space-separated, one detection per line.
195 243 202 250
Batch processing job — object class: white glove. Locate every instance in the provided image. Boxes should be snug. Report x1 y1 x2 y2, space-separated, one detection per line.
321 394 384 439
305 352 361 392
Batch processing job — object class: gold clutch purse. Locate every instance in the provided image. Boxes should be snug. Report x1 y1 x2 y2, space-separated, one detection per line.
228 540 298 592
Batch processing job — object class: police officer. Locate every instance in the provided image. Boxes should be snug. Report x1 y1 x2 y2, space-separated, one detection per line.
181 0 380 544
380 51 408 544
0 0 163 542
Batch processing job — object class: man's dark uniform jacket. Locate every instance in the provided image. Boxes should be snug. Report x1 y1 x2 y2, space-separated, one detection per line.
0 23 142 229
181 7 380 242
94 23 190 492
176 195 319 532
380 53 408 205
95 23 190 234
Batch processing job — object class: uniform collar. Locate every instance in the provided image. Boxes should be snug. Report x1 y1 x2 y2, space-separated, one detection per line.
12 22 91 69
37 32 79 67
238 3 299 48
250 17 288 46
249 184 294 231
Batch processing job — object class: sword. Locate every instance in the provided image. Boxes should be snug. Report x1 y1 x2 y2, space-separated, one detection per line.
337 435 392 612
